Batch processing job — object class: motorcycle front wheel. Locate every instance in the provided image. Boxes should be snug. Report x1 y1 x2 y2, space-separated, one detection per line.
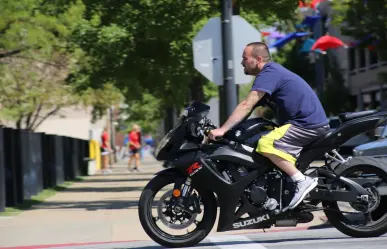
138 172 217 248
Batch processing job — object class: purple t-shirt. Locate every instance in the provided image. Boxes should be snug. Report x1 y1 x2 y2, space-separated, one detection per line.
251 62 328 129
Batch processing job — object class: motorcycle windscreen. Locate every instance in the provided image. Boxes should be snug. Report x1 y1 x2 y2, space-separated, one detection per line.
155 120 186 161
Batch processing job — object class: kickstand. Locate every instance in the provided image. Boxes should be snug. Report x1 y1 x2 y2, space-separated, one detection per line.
263 228 266 233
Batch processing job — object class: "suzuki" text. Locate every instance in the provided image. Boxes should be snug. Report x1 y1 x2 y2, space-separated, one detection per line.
232 214 270 229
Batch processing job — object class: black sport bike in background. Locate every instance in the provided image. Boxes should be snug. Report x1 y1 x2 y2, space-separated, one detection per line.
138 100 387 248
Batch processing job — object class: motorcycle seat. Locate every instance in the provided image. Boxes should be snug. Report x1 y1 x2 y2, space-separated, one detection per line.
303 110 379 150
302 128 334 150
338 110 378 123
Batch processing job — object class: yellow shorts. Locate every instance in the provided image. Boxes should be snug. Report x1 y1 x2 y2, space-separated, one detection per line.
256 124 329 165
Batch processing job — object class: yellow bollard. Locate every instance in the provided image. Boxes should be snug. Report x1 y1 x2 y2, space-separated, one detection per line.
89 139 101 170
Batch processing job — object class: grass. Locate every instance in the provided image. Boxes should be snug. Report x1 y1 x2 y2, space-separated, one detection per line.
0 177 84 217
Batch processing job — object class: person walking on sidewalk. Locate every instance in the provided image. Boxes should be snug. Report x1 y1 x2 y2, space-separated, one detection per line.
101 127 112 174
128 124 142 172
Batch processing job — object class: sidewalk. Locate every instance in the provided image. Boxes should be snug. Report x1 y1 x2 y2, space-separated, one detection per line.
0 156 160 248
0 156 328 248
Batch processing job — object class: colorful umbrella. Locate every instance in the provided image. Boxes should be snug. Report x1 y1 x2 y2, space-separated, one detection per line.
310 0 323 10
301 16 322 28
298 0 309 8
261 31 271 37
311 35 346 51
269 31 285 39
300 38 316 53
269 32 310 49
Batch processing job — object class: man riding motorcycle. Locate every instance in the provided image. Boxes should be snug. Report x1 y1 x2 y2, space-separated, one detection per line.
209 42 330 211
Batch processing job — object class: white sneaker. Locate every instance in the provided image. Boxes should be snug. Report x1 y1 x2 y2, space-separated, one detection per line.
288 176 318 210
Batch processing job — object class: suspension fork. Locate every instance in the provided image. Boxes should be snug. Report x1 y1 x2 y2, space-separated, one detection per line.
173 177 193 198
181 178 193 197
172 177 200 213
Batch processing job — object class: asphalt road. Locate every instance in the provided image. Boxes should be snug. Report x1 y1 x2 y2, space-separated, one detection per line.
42 227 387 249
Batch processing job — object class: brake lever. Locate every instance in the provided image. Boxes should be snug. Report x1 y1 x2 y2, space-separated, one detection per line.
203 127 232 145
214 136 223 141
212 136 233 146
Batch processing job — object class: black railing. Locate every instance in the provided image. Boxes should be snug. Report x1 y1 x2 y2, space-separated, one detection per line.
0 127 89 212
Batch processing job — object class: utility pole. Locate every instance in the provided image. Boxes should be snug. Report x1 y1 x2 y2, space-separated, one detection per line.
233 0 240 103
219 0 238 124
109 106 116 163
313 12 324 100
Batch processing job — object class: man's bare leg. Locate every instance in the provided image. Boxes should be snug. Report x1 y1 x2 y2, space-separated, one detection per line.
262 152 318 210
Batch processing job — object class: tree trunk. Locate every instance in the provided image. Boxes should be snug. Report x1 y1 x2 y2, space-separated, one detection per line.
16 120 21 130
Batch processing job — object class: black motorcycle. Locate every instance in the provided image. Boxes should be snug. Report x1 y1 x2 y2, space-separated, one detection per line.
138 100 387 248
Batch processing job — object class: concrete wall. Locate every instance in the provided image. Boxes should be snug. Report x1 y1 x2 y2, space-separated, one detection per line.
36 106 108 140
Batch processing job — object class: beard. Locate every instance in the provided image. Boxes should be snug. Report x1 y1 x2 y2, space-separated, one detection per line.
243 66 249 75
244 66 259 76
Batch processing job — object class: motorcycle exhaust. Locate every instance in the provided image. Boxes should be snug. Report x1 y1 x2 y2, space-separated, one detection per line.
274 219 298 227
274 211 314 227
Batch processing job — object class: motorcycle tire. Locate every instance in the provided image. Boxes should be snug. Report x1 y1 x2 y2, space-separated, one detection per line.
138 172 217 248
323 162 387 237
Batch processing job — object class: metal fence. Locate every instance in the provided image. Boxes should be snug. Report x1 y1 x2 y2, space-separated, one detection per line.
0 127 89 212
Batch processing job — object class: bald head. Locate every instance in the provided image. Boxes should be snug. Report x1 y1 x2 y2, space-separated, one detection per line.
241 42 271 76
246 42 271 62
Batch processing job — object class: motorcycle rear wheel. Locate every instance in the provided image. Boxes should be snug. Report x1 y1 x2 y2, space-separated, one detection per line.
323 163 387 237
138 173 217 248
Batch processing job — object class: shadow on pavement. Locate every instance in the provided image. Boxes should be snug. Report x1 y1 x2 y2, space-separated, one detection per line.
59 186 145 193
308 221 332 229
32 200 157 210
81 178 153 183
102 172 158 177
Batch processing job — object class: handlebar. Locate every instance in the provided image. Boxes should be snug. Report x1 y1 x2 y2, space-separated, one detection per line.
203 127 218 138
203 127 230 143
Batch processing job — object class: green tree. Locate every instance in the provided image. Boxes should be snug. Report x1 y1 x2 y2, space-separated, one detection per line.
332 0 387 60
0 53 79 130
118 92 163 134
71 0 299 134
0 0 85 59
0 0 122 129
332 0 387 86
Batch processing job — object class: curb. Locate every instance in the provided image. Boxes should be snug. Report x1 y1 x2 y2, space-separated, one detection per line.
0 240 137 249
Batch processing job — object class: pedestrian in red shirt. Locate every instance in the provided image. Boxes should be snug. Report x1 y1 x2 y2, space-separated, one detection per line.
128 124 141 172
100 127 112 174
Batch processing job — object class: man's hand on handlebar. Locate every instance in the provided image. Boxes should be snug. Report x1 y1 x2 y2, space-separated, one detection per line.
208 128 225 141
